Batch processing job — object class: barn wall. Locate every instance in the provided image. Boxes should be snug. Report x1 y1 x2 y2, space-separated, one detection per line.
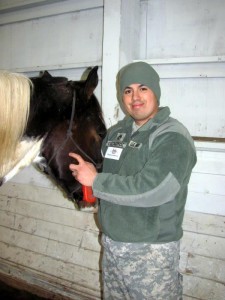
137 1 225 298
0 176 224 299
0 179 102 299
137 0 225 213
0 0 225 299
0 1 105 299
138 0 225 139
0 0 104 100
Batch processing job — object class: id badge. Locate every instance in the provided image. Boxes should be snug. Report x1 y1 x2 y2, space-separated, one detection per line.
105 147 123 160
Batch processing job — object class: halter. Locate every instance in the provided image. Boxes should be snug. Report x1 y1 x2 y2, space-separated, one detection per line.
46 90 101 169
40 88 104 201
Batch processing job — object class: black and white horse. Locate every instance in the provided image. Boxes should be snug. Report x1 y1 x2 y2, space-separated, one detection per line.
1 67 106 209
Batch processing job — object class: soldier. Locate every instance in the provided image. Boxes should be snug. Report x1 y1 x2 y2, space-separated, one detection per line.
69 61 197 299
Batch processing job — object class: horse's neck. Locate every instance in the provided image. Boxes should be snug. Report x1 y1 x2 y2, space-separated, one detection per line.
1 137 43 184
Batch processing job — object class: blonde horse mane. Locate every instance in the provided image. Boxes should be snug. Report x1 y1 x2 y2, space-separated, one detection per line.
0 71 32 177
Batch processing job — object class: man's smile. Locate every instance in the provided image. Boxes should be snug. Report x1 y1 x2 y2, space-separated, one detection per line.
131 101 144 110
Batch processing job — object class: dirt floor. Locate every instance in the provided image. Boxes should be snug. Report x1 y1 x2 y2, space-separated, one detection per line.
0 280 46 300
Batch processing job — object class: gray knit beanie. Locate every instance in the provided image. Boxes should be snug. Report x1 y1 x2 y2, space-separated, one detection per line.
118 61 161 104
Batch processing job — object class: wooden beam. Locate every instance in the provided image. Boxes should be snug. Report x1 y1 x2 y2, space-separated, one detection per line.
101 0 122 128
0 0 103 25
102 0 141 127
135 57 225 78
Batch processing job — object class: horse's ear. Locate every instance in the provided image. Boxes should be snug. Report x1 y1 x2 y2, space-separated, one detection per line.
40 71 52 79
84 66 98 99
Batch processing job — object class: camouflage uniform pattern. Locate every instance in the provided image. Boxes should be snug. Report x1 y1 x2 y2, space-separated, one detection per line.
101 235 183 300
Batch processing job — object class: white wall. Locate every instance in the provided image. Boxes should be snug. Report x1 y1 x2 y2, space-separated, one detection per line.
0 0 104 101
137 0 225 219
137 1 225 298
139 0 225 139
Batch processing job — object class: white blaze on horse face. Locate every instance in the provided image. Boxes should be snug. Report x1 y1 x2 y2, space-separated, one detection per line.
2 137 43 184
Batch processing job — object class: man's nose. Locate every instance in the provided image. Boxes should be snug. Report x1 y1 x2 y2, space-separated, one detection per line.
132 89 141 100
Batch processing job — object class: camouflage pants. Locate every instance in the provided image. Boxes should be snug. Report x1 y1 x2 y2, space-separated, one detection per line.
101 235 183 300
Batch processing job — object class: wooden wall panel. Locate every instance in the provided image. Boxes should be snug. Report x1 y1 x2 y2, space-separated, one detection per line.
181 211 225 299
1 182 225 299
187 143 225 216
139 0 225 139
142 0 225 59
0 181 102 299
0 8 103 72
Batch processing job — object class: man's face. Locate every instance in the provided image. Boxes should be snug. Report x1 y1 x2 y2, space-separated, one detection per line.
122 83 159 126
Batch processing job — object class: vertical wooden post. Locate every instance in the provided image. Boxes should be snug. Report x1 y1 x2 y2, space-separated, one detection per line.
102 0 122 128
102 0 140 127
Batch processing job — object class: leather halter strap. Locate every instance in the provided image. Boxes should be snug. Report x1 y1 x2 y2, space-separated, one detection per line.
46 90 101 168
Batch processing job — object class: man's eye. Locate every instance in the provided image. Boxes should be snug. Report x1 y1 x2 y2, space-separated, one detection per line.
140 86 148 91
124 89 131 94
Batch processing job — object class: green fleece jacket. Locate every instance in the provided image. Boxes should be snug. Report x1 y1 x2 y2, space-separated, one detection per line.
93 107 197 243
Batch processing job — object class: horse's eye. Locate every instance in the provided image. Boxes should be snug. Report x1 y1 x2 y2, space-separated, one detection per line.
98 128 107 139
99 132 105 138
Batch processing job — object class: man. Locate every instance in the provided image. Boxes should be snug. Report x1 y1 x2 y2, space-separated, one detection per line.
69 62 197 299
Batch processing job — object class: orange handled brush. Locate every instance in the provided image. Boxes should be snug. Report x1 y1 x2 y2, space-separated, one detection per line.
82 185 96 203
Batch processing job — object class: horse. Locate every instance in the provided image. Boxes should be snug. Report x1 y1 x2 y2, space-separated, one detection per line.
0 67 107 209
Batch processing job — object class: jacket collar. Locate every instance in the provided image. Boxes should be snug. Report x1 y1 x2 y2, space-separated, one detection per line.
124 106 171 132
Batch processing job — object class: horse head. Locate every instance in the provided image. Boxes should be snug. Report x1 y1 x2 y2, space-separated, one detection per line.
35 66 107 208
